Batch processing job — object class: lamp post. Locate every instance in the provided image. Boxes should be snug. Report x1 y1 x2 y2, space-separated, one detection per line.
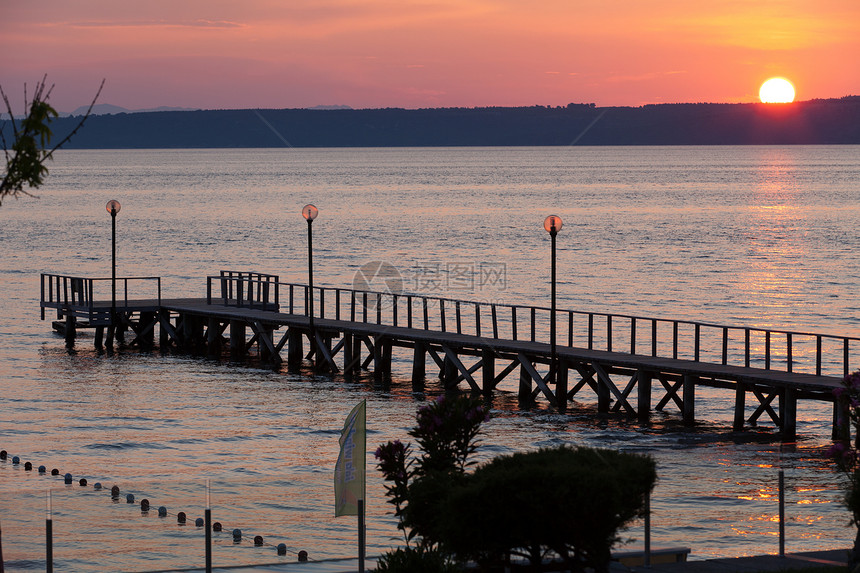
302 204 319 358
106 200 121 346
544 215 562 390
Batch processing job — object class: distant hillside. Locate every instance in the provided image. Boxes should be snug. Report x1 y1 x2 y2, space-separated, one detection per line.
63 103 200 116
37 97 860 148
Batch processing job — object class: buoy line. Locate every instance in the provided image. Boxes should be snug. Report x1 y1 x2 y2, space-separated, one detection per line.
0 449 312 561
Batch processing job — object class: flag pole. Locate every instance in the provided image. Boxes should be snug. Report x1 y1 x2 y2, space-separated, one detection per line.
358 498 366 573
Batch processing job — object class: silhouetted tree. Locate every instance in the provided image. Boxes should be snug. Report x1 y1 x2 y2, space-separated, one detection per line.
0 76 102 205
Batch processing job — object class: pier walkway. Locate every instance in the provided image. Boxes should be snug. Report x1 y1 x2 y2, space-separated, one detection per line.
40 271 860 440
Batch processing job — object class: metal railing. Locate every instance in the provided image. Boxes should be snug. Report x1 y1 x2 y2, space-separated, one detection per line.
207 274 860 379
40 273 162 325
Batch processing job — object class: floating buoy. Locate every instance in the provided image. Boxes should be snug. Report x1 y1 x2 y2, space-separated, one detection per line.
79 478 88 486
177 512 186 524
298 550 308 562
254 535 263 546
93 482 102 490
12 456 19 464
232 528 242 542
213 522 222 532
64 473 72 484
195 518 204 527
38 465 46 473
126 494 135 504
0 450 6 459
158 506 167 517
51 468 59 476
111 485 120 498
277 543 287 556
140 499 150 512
24 462 32 471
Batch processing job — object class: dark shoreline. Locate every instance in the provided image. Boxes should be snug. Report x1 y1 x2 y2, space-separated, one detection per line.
24 97 860 149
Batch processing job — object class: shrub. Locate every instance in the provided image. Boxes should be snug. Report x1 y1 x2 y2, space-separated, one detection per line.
426 446 657 573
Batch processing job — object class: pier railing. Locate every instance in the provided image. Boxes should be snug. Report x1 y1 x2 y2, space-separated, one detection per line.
207 274 860 379
41 273 162 325
207 271 280 311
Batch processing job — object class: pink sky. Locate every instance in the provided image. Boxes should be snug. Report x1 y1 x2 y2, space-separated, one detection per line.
1 0 858 112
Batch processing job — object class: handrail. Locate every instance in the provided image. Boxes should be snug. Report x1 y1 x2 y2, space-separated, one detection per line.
206 271 280 311
233 279 857 380
40 274 162 322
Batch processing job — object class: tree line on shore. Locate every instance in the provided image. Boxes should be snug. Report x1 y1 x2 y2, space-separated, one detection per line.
42 96 860 148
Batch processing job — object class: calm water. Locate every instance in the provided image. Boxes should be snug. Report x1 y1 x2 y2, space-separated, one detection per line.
1 146 860 571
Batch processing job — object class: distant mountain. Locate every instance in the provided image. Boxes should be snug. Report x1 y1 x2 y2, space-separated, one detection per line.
307 105 353 110
42 97 860 148
63 103 199 116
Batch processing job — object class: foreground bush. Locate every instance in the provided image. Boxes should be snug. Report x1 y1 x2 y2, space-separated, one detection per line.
374 396 657 573
421 445 657 572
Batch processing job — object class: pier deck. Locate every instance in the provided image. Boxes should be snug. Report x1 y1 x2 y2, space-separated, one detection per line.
40 271 858 440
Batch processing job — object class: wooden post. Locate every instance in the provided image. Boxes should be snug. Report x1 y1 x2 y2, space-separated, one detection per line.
682 374 696 426
482 349 495 397
64 313 76 348
638 369 651 422
556 358 568 410
140 312 156 348
230 320 246 357
597 373 610 413
260 325 275 361
733 382 746 432
352 335 362 375
442 352 457 388
782 387 797 440
158 310 170 350
343 333 354 378
383 339 393 378
94 326 104 350
287 328 303 367
207 317 221 357
412 342 426 391
518 360 532 401
373 335 384 383
833 393 850 442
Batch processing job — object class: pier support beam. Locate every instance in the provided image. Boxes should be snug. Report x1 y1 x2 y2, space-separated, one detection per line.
519 360 532 402
682 375 696 426
482 349 495 397
638 369 651 422
733 382 746 432
158 310 173 350
230 321 246 357
556 358 568 410
139 312 156 348
287 328 303 367
64 313 76 349
208 317 222 357
343 333 355 378
597 372 611 413
781 387 797 440
834 394 851 442
373 336 391 383
412 342 426 391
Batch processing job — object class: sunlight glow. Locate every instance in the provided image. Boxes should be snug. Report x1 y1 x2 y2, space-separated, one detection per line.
759 78 796 103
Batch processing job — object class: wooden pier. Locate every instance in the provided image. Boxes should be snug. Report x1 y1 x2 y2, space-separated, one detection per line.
40 271 859 440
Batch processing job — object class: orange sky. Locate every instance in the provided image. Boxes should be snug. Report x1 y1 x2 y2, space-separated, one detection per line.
1 0 858 112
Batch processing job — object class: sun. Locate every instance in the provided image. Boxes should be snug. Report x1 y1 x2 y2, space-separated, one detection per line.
759 77 795 103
